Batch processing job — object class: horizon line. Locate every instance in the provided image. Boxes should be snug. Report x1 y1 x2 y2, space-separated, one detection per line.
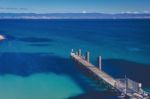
0 12 150 14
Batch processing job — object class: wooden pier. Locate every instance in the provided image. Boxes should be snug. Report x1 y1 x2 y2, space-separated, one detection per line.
70 49 150 99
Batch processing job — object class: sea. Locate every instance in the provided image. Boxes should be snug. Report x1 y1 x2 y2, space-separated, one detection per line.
0 19 150 99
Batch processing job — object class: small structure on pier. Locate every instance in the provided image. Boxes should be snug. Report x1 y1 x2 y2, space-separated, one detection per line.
70 49 150 99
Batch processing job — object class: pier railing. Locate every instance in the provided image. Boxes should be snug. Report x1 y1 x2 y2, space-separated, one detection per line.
116 78 142 93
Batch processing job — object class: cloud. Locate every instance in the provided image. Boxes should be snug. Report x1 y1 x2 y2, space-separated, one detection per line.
0 7 28 10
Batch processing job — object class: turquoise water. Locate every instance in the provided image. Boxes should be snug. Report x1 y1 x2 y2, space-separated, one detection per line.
0 74 83 99
0 19 150 99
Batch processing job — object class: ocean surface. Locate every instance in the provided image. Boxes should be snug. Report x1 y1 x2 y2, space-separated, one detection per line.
0 19 150 99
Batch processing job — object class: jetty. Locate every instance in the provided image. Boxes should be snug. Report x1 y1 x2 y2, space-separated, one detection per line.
70 49 150 99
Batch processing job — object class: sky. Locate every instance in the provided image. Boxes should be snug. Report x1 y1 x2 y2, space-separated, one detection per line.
0 0 150 13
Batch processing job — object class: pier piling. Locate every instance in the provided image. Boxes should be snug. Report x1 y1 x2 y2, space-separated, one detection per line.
85 51 90 62
98 56 102 70
78 49 81 56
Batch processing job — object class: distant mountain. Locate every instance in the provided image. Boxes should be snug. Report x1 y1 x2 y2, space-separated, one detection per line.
0 13 150 19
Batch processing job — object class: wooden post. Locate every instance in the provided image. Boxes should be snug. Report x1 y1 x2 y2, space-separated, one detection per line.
98 56 102 70
78 49 81 56
125 75 127 94
86 51 90 62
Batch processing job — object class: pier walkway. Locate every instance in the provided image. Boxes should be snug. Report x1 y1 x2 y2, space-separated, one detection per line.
70 49 150 99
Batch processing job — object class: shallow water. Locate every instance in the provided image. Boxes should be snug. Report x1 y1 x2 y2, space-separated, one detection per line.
0 19 150 99
0 74 83 99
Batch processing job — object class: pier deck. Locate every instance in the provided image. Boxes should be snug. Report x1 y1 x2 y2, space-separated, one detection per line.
70 50 150 99
71 52 116 87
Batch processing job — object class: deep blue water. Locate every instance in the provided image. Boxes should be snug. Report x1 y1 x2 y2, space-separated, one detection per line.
0 19 150 99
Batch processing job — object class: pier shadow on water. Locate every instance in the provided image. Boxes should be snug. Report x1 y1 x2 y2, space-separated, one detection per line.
102 59 150 88
68 90 119 99
67 58 150 99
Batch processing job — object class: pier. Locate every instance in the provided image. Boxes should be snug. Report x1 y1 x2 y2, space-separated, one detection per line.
70 49 150 99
